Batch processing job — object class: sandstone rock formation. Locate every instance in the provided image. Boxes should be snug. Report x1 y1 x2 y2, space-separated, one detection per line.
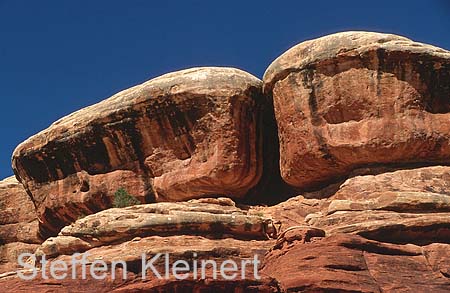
0 177 40 274
37 198 276 257
305 166 450 245
1 199 278 292
256 166 450 292
1 31 450 292
12 67 266 237
2 237 278 292
261 231 450 292
264 31 450 190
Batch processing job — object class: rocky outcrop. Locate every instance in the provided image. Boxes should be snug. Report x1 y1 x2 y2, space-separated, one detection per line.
305 166 450 245
261 231 450 292
0 199 278 292
4 167 450 292
0 177 40 274
252 165 450 291
2 236 278 292
264 31 450 190
1 31 450 292
12 67 266 237
37 198 276 257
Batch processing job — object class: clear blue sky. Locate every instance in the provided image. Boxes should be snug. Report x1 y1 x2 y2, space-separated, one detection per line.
0 0 449 179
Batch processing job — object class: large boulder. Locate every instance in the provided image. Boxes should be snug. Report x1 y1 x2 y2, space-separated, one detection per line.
12 67 266 237
263 31 450 190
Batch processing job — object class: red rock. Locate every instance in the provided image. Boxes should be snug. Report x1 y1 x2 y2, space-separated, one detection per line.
423 243 450 278
12 67 266 237
261 233 450 292
250 194 326 229
0 199 278 291
36 199 277 257
303 166 450 245
3 31 450 292
0 177 41 274
263 31 450 190
0 242 39 275
0 235 277 292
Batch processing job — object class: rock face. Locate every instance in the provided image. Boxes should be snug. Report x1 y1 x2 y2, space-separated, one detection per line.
255 166 450 292
1 199 278 292
305 166 450 245
261 231 450 292
0 177 40 274
2 236 277 292
264 31 450 190
37 198 276 258
12 67 266 237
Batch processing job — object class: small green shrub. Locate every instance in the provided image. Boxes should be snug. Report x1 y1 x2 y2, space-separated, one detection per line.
113 188 140 208
77 213 87 221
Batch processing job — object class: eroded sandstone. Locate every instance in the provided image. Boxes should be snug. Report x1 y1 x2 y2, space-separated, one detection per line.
2 236 277 292
12 67 266 237
261 232 450 292
303 166 450 245
1 30 450 292
263 31 450 190
0 177 40 274
37 198 277 258
0 199 277 292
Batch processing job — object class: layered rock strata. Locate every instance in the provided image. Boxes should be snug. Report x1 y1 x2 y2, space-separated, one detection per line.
261 230 450 292
37 198 276 257
1 199 277 292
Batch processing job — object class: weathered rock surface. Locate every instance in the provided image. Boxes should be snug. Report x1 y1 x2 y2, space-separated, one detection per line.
12 67 266 237
264 31 450 190
1 31 450 292
0 177 40 274
252 166 450 291
3 167 450 291
2 236 277 292
261 231 450 292
0 199 278 292
0 242 39 276
304 166 450 245
36 198 276 257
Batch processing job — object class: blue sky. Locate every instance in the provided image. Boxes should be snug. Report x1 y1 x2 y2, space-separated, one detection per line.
0 0 449 179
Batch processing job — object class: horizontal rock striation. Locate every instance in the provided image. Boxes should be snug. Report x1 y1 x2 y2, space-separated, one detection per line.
304 166 450 245
261 232 450 292
2 235 276 292
252 165 450 291
0 199 277 292
263 31 450 190
36 198 276 257
12 67 266 237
